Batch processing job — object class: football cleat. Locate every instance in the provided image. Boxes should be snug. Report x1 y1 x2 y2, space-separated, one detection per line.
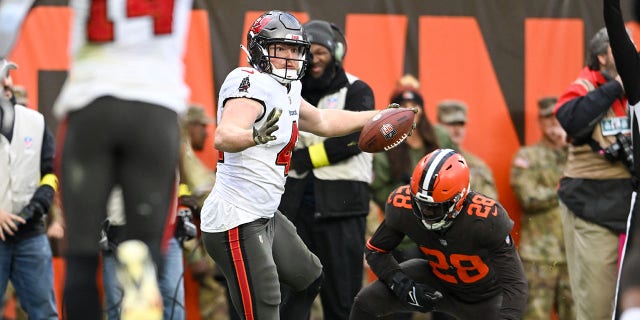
116 239 163 320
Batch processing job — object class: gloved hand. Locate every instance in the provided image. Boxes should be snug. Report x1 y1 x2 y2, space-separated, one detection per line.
386 103 418 136
18 200 45 220
18 185 54 220
253 108 282 145
386 102 419 113
388 272 443 312
387 102 400 109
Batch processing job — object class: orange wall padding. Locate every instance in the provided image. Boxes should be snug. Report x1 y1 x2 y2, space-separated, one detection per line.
418 16 522 241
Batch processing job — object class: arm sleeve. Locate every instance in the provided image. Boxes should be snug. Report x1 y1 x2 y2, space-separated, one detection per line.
604 0 640 104
31 126 56 212
40 126 55 176
365 220 406 285
555 80 623 140
492 237 528 320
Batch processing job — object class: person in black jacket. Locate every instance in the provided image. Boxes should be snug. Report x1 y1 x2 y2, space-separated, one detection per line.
603 1 640 318
278 19 375 319
350 149 527 320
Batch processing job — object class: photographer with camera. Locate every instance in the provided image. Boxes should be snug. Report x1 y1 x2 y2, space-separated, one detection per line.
100 185 197 320
554 27 633 320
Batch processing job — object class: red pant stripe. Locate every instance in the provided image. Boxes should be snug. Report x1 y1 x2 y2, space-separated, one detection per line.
228 228 254 320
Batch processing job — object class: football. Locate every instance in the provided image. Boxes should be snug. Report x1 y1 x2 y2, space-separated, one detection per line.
358 108 415 153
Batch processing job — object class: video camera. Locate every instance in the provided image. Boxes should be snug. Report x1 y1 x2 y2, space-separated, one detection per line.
601 132 634 170
175 205 197 244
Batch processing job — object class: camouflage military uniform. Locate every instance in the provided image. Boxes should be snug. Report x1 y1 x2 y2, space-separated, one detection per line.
511 142 574 320
461 150 498 199
179 107 233 320
434 100 497 199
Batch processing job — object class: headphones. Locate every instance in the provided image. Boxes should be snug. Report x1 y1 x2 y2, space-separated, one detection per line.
329 23 347 64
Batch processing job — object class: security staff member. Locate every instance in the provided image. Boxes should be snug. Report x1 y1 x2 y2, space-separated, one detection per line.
278 19 375 319
0 69 58 319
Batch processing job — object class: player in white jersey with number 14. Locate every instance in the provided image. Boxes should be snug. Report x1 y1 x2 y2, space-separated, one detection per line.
199 10 413 320
53 1 193 319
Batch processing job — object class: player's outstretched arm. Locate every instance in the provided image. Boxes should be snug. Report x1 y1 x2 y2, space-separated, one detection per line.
298 98 378 137
214 97 265 152
299 99 418 138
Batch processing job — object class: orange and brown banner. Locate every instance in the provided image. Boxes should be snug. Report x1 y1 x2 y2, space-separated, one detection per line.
9 0 640 247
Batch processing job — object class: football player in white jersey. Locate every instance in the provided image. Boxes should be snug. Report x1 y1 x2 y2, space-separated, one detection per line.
199 10 408 320
52 1 193 319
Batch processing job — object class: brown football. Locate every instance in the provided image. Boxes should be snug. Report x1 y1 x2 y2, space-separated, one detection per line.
358 108 415 153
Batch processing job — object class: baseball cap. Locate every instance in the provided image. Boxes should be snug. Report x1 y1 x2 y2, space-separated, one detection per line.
185 104 214 125
390 87 424 108
537 96 557 117
437 100 468 124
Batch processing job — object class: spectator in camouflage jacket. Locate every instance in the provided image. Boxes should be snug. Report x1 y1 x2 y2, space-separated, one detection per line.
436 100 498 199
510 97 574 320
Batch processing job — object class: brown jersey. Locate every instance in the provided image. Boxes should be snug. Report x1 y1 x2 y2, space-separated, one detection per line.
366 185 522 306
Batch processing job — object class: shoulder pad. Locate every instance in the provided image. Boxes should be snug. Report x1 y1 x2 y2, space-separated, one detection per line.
220 67 272 104
384 185 414 216
460 192 514 246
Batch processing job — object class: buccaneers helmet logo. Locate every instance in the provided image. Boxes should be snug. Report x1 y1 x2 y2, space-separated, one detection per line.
249 16 273 36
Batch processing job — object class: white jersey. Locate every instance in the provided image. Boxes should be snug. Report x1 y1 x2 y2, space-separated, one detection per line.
200 67 301 232
54 0 193 118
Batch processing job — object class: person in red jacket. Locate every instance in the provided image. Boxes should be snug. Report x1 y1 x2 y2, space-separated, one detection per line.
554 26 631 320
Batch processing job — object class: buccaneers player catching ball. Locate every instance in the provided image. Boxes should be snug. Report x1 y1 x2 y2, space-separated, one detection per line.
350 148 528 319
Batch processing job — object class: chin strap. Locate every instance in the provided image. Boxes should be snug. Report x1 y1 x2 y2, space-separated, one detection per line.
239 44 252 66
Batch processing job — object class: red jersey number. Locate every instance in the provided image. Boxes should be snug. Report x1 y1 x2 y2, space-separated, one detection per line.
420 247 489 284
87 0 175 42
276 121 298 176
